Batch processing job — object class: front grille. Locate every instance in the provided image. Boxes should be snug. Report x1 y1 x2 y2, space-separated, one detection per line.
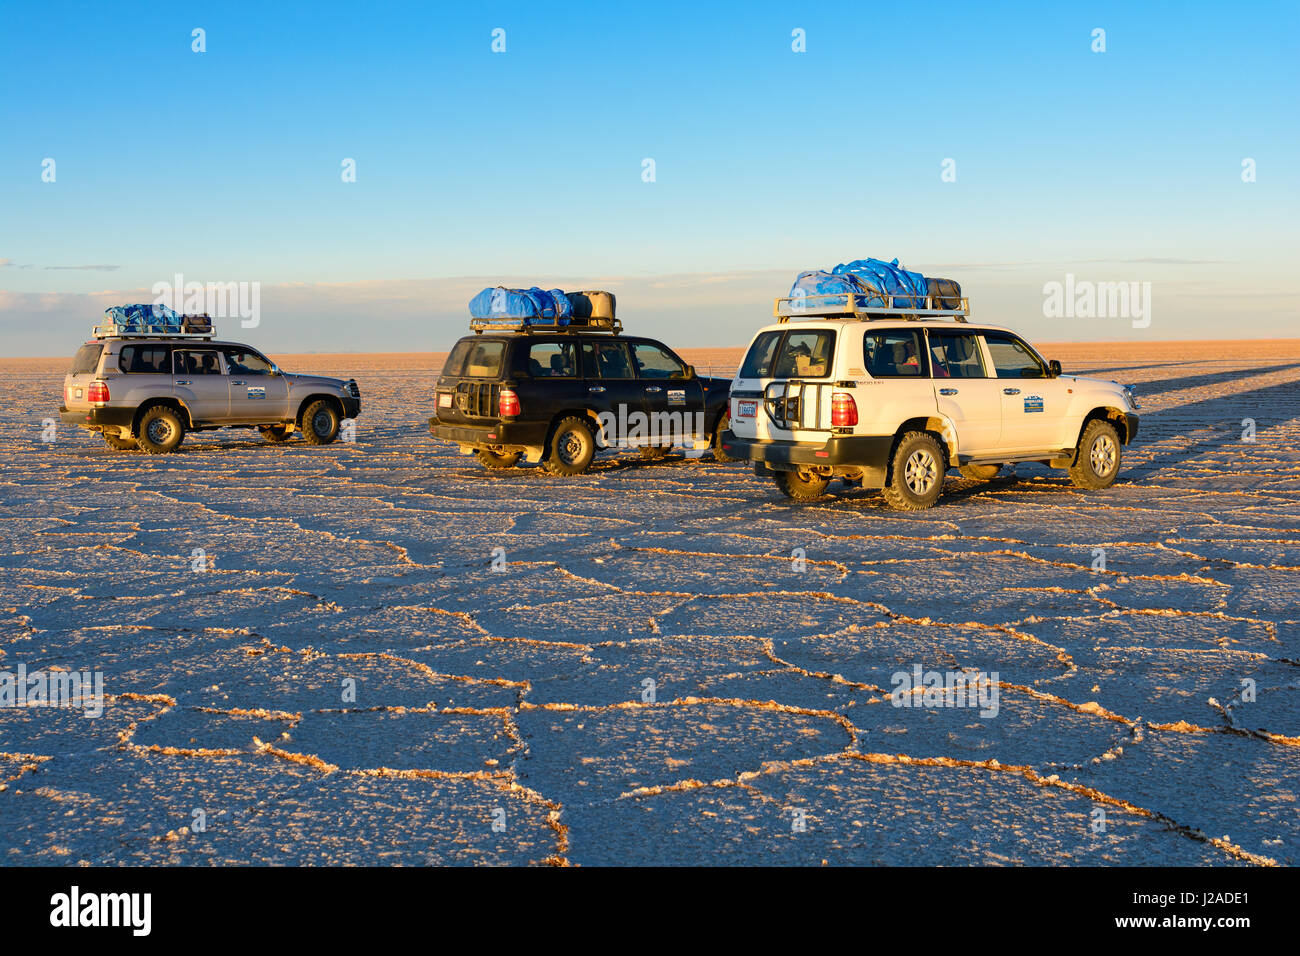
346 380 360 398
456 382 500 419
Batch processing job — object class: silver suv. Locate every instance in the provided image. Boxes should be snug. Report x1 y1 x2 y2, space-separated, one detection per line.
60 333 361 453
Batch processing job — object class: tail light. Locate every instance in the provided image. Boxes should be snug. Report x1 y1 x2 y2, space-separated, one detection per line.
498 388 520 418
87 380 110 404
831 392 857 427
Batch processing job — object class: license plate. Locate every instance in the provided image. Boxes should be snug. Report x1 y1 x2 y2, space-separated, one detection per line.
736 400 757 418
438 393 452 409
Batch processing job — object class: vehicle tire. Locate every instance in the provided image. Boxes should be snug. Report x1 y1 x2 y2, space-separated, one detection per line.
882 431 945 510
102 431 137 451
542 417 596 476
773 469 830 500
136 406 185 454
259 425 294 443
1069 419 1122 489
958 463 1001 481
712 410 741 462
301 400 341 445
640 445 670 460
477 448 522 469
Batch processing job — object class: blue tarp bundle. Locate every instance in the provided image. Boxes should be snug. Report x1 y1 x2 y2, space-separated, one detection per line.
469 287 573 325
103 304 183 333
788 257 957 310
831 258 928 307
788 270 885 310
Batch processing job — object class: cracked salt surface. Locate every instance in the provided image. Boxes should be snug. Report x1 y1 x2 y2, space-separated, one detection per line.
0 353 1297 865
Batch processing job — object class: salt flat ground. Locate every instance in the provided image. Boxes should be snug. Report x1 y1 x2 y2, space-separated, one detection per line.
1 344 1298 866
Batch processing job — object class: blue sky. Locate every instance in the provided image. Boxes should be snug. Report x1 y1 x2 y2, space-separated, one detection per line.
1 0 1297 355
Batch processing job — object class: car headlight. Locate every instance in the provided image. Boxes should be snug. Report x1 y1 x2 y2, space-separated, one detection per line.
1123 386 1140 411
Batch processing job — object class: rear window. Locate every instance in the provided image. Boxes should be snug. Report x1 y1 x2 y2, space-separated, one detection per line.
739 330 837 380
772 330 836 379
443 338 506 378
119 345 171 374
739 331 783 378
69 344 103 375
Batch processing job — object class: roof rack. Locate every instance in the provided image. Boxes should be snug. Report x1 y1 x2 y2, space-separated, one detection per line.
773 293 969 323
92 324 215 341
471 316 623 335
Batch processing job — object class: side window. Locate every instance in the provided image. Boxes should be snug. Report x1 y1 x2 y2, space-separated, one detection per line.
592 341 634 379
863 330 925 377
223 347 273 375
630 342 686 379
174 350 224 375
118 345 171 374
928 332 985 379
738 331 783 379
772 330 835 379
526 341 577 378
983 334 1046 379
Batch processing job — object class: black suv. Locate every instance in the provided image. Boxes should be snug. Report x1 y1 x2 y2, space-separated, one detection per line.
429 329 735 474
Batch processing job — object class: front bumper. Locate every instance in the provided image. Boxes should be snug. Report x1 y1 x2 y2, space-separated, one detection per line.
1122 413 1139 443
59 405 135 431
428 418 549 449
341 395 361 419
721 431 894 487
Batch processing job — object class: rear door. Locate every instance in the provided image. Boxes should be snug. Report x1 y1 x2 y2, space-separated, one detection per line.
585 339 646 448
224 346 290 422
857 328 936 431
980 331 1071 453
927 329 1001 455
435 337 508 424
734 327 838 443
173 348 231 422
516 337 586 424
63 342 105 412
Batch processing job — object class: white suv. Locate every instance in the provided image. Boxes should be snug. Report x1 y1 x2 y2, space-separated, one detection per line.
720 295 1139 510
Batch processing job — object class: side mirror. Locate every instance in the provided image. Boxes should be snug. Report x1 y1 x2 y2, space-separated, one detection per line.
1048 359 1062 378
685 365 696 379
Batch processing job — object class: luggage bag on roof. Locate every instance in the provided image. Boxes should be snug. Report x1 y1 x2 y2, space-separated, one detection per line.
925 277 962 310
566 290 616 322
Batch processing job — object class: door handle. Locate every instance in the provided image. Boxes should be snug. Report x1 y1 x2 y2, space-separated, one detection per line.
1003 387 1020 395
939 388 959 396
176 380 192 385
645 386 662 393
588 386 606 393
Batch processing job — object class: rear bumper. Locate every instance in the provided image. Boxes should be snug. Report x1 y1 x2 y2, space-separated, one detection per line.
721 432 894 486
428 418 549 449
59 405 135 431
